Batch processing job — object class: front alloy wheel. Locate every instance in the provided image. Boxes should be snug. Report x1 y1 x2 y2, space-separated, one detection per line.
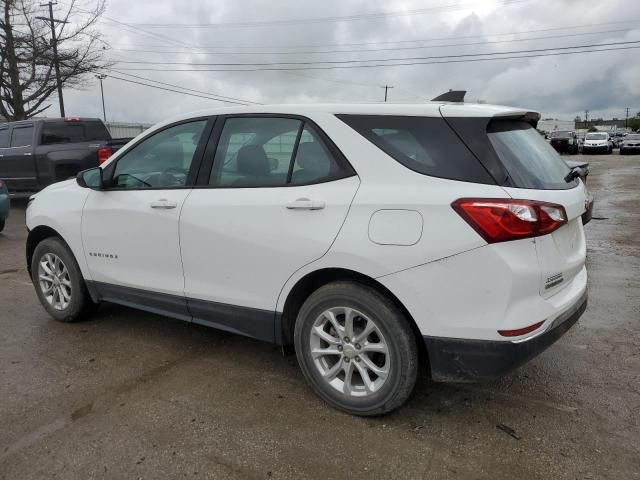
31 237 94 322
38 253 72 311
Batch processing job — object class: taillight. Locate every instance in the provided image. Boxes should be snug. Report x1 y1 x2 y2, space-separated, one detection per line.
97 146 113 165
451 198 567 243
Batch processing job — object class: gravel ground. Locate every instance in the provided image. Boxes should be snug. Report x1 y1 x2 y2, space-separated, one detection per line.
0 153 639 479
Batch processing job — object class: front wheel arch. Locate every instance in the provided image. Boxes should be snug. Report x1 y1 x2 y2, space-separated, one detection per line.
26 225 63 277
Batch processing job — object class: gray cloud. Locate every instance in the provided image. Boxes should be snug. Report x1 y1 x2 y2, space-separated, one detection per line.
59 0 640 124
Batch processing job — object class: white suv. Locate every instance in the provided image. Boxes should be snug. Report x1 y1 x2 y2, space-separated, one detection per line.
26 103 589 416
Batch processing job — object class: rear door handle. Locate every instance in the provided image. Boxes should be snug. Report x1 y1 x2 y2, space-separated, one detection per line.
286 198 325 210
24 153 32 156
150 199 178 210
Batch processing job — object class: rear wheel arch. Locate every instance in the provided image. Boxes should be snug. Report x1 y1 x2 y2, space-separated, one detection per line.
280 268 428 367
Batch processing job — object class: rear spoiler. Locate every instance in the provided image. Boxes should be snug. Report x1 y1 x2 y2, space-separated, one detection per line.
431 90 466 102
492 110 541 128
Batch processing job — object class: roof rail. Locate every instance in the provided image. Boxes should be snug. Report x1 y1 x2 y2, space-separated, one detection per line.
431 90 466 102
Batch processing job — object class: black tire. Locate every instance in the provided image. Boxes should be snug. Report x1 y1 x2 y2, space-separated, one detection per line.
31 237 95 322
294 281 419 416
0 219 4 233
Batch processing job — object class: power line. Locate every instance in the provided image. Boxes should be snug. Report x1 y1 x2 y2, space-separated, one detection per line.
109 19 640 51
56 0 192 48
111 44 640 73
107 69 262 105
109 40 640 67
120 0 529 29
100 74 255 105
108 27 638 56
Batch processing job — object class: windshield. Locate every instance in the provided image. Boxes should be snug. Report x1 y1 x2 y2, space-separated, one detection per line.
487 121 574 190
625 134 640 140
585 133 607 140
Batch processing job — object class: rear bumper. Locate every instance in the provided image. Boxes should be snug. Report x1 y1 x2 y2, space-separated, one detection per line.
424 290 587 382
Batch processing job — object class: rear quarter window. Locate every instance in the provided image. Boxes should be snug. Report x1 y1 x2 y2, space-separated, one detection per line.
487 121 574 190
337 114 495 184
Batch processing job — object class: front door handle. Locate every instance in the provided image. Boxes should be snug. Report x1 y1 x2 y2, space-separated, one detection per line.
150 199 178 210
286 198 325 210
24 152 32 156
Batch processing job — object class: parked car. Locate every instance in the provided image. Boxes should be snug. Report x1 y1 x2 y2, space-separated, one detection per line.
549 130 579 154
619 133 640 154
565 160 593 224
0 179 9 232
582 132 613 154
26 103 589 416
0 118 132 194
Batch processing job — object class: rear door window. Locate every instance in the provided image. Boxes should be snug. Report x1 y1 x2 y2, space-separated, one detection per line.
487 121 574 190
337 114 494 184
10 125 34 147
208 117 351 188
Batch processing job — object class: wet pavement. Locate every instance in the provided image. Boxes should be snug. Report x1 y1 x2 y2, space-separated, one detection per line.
0 154 639 479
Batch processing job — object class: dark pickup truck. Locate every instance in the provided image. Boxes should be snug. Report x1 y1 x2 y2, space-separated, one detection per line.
0 117 131 194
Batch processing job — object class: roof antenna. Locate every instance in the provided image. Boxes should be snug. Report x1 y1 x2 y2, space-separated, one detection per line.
431 90 466 102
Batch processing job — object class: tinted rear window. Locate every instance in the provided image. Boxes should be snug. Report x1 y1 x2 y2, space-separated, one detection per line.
41 121 110 145
550 131 572 138
487 121 574 190
337 115 494 184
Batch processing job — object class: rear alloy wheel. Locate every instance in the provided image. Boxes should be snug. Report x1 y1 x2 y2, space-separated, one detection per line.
294 282 418 416
32 237 95 322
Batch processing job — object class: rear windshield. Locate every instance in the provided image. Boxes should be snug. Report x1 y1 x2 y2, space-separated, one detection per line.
550 131 572 138
487 121 573 190
337 115 494 184
41 121 110 145
585 133 607 140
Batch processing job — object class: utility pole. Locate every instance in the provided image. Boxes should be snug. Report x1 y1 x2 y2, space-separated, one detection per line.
584 110 589 128
95 74 107 121
625 107 630 129
381 85 394 102
38 2 67 117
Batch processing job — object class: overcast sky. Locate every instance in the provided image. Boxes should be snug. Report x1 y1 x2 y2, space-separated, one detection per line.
57 0 640 124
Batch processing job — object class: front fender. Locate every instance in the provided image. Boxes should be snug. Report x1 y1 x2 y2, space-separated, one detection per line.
26 181 92 279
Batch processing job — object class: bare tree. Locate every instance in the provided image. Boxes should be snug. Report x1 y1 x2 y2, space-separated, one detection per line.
0 0 111 121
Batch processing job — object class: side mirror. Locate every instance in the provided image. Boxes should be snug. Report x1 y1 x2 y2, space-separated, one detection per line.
76 167 103 190
269 157 279 171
